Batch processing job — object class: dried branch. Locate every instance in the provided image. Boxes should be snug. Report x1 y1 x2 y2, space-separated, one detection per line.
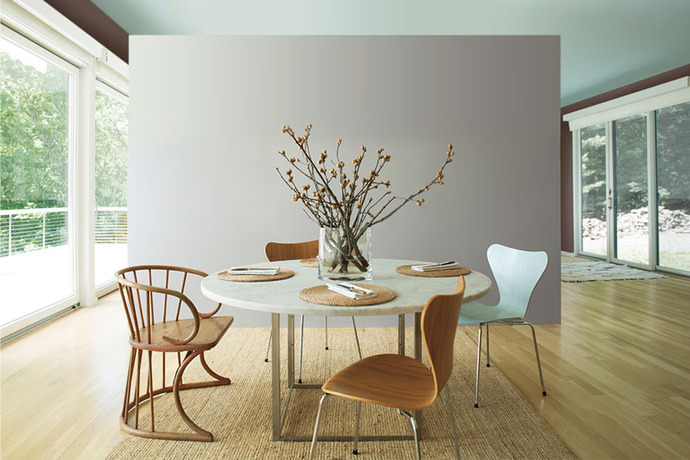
277 124 456 235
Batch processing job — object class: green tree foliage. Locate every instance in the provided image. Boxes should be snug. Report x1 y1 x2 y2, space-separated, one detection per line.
614 114 648 214
581 104 689 221
580 125 606 220
0 51 69 209
657 101 690 211
1 47 128 256
95 90 128 208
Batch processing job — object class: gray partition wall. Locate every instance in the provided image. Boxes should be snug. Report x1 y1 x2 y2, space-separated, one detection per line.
128 36 561 325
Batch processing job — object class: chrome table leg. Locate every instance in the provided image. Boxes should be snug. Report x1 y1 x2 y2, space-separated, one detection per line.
271 313 281 440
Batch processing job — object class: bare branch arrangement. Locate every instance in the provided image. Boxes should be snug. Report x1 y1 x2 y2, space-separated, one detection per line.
276 123 455 276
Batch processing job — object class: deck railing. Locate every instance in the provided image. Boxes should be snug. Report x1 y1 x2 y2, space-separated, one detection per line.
0 207 127 257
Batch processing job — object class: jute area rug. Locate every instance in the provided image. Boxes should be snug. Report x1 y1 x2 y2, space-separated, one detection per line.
107 327 575 460
562 260 665 282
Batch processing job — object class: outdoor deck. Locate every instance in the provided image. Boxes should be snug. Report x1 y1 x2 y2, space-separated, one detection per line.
0 244 126 327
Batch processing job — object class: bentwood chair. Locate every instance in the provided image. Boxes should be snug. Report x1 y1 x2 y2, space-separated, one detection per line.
458 243 548 407
116 265 234 441
309 277 466 460
264 240 363 383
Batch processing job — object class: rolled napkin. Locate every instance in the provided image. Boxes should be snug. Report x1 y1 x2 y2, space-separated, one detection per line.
327 282 376 300
411 261 461 272
228 267 280 276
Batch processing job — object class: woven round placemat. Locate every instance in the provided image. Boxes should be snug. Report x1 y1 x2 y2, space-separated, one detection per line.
395 264 470 277
299 258 318 267
299 284 396 306
217 269 294 282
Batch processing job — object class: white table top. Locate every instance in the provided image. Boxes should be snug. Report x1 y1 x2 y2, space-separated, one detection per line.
201 258 492 317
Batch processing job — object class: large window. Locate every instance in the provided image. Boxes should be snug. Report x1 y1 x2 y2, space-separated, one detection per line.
0 5 128 339
613 114 649 265
567 80 690 276
657 101 690 272
94 86 128 287
0 30 77 328
580 124 607 257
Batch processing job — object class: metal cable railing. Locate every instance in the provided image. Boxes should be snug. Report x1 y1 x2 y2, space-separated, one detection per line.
95 207 128 244
0 207 127 257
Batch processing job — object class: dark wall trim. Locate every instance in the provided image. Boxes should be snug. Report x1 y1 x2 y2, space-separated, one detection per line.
44 0 128 62
560 121 573 252
559 63 690 253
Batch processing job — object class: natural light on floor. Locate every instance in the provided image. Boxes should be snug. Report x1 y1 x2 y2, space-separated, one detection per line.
0 243 126 326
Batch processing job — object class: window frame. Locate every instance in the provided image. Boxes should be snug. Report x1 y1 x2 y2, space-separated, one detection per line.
565 79 690 277
94 81 129 295
1 0 129 340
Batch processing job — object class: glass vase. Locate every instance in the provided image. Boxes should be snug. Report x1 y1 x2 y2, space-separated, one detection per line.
318 226 372 281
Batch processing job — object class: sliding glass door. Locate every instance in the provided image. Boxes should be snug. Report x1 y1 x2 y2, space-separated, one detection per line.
656 102 690 273
0 30 78 327
94 85 128 288
580 124 607 257
612 114 649 265
575 101 690 276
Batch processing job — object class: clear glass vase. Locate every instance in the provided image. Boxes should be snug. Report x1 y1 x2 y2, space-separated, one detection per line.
318 226 372 281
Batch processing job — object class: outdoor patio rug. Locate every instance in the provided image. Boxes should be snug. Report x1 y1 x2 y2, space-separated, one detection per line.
107 327 576 460
562 260 666 282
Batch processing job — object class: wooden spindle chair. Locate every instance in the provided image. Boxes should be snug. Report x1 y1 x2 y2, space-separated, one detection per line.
116 265 234 441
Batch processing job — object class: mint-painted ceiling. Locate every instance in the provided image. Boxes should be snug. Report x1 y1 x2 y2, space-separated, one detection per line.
91 0 690 106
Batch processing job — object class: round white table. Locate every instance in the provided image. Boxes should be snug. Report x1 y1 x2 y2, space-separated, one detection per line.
201 258 491 441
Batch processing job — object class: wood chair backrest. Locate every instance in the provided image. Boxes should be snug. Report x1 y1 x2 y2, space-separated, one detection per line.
422 276 466 397
265 240 319 262
115 265 221 346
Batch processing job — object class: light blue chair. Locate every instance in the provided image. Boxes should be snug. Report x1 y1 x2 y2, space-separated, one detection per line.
458 243 548 407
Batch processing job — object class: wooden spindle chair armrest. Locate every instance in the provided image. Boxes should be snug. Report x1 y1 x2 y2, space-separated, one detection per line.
120 280 202 346
179 268 223 318
157 289 201 345
198 302 223 319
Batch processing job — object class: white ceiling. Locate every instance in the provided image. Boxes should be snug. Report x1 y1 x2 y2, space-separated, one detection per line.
91 0 690 106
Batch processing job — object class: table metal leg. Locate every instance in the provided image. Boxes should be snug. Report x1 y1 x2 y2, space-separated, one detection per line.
272 312 420 442
414 312 423 436
281 315 297 425
271 313 281 440
398 314 405 355
414 312 422 361
288 314 295 387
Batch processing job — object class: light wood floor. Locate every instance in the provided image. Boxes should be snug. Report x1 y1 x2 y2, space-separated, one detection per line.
2 266 689 459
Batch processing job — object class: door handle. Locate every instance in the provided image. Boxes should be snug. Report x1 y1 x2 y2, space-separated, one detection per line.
607 188 613 210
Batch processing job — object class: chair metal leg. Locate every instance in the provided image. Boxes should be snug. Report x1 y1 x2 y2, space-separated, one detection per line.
474 323 483 408
399 409 422 460
524 322 547 396
309 393 329 460
324 316 329 350
485 323 491 367
298 315 305 383
353 401 362 454
441 388 461 460
352 316 363 360
264 323 272 363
